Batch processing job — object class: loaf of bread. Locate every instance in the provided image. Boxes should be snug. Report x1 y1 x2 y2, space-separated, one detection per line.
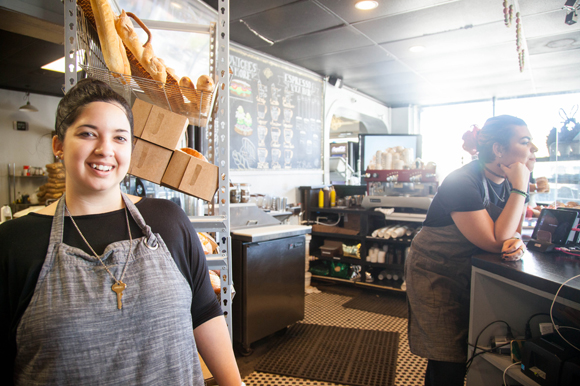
179 76 198 104
89 0 131 77
115 11 166 84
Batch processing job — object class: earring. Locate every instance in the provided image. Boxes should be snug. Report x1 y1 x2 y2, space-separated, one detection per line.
57 152 63 160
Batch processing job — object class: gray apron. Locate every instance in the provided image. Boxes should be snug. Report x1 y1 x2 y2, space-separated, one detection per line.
14 193 204 385
405 175 504 363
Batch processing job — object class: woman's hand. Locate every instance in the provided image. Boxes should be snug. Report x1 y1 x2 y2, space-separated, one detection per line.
499 162 530 191
501 238 526 261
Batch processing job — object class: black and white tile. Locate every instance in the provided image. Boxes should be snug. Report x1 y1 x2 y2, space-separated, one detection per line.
239 284 427 386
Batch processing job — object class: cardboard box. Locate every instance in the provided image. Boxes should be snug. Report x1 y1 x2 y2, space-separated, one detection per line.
131 98 188 150
131 98 153 138
161 149 219 202
129 139 172 184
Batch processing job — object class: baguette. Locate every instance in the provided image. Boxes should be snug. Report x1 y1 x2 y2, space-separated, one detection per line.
89 0 130 77
114 10 143 61
118 11 167 84
196 75 215 114
179 76 198 104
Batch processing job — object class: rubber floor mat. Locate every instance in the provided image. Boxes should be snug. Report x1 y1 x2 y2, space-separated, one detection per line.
342 292 408 319
255 323 399 386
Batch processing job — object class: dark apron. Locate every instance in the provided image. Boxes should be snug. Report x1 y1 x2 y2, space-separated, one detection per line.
14 193 204 385
405 176 503 362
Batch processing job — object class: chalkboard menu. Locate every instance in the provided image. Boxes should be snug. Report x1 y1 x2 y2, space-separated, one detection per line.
229 45 323 170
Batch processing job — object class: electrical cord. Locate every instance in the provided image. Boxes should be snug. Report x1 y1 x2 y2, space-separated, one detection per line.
550 273 580 352
558 326 580 333
503 361 521 386
466 320 512 373
555 247 580 257
524 312 551 339
466 341 512 373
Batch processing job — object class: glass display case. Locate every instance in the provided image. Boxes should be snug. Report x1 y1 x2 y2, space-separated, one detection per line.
532 159 580 206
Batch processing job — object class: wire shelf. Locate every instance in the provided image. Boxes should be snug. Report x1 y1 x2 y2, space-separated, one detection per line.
74 1 214 126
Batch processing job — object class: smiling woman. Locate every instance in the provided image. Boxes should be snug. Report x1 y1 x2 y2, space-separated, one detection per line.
0 78 242 385
52 101 133 207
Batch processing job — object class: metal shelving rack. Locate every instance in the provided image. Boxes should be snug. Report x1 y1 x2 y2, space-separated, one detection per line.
64 0 233 338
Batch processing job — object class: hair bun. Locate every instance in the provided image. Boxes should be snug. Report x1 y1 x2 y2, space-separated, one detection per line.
462 125 480 155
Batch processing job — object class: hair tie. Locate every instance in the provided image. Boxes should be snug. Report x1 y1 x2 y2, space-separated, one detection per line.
462 124 481 155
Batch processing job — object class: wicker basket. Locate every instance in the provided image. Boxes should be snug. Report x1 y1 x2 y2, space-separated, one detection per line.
75 0 214 126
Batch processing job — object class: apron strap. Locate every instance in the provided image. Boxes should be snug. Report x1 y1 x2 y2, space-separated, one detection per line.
48 192 159 250
481 175 490 207
121 192 159 249
48 194 68 247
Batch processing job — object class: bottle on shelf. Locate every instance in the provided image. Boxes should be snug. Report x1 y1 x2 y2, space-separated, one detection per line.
330 186 336 207
318 187 326 208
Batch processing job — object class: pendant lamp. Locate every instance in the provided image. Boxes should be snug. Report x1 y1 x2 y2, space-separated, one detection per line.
19 93 39 112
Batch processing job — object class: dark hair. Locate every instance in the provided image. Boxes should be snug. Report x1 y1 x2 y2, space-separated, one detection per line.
54 78 133 142
462 115 527 163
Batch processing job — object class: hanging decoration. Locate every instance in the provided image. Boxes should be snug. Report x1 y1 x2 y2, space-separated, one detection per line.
503 1 526 72
503 0 514 27
546 106 580 157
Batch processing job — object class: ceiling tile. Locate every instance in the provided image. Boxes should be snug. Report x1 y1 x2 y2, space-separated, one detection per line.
229 19 279 49
526 31 580 55
522 9 580 39
353 0 506 44
258 26 372 61
230 0 296 20
379 21 514 61
240 1 343 43
316 0 460 24
292 45 394 75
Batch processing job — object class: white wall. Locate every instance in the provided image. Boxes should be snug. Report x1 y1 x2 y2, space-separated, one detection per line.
324 83 391 183
0 89 61 206
391 105 420 134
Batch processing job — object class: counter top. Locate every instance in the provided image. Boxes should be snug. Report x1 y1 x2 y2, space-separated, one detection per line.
472 250 580 303
231 224 312 242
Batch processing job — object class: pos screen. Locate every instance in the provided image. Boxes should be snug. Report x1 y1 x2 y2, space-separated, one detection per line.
531 209 579 246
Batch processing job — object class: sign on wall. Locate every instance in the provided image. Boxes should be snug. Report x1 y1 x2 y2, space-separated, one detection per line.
229 45 323 170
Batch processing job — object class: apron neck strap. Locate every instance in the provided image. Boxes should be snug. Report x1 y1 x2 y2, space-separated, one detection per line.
48 192 158 249
120 192 158 249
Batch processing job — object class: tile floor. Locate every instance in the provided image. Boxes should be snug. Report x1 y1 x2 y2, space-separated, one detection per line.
236 281 427 386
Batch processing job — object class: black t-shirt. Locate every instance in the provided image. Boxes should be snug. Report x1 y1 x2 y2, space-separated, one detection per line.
0 198 222 383
424 160 521 227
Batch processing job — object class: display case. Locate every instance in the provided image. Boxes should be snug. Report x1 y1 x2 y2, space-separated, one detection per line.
533 157 580 206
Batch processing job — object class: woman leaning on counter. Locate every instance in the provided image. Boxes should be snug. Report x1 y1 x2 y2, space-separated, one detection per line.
0 78 241 385
405 115 538 386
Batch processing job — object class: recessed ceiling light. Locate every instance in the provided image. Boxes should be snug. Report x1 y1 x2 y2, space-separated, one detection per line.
409 45 425 53
41 50 85 73
171 2 182 9
355 1 379 11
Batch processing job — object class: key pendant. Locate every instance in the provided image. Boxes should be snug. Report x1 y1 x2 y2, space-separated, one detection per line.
111 281 127 310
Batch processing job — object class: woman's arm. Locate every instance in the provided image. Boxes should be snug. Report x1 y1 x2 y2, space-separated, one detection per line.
451 192 526 253
194 316 242 386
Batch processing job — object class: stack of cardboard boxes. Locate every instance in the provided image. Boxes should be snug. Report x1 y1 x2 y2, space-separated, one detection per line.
129 99 218 202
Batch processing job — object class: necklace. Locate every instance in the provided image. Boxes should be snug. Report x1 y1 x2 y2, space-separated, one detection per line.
486 178 507 203
65 204 133 310
483 165 506 179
